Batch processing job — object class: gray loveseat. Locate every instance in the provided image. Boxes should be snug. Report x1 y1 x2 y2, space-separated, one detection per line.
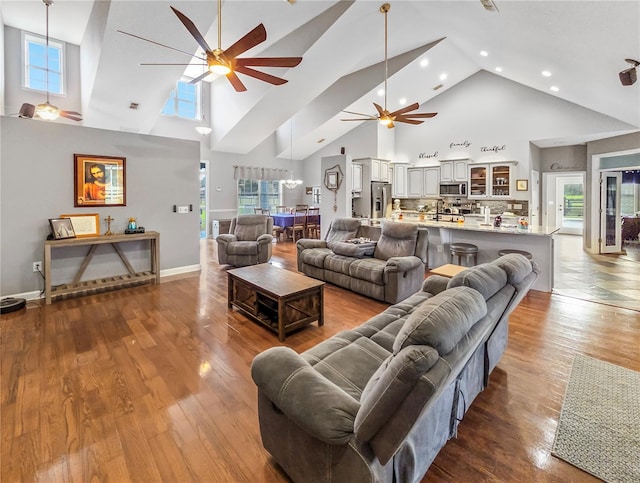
297 218 428 304
252 254 539 483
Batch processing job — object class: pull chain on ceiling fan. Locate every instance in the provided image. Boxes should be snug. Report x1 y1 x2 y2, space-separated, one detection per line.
20 0 82 122
341 3 437 129
118 0 302 92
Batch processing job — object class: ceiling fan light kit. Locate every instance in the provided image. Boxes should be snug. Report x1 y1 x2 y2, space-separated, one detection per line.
341 3 437 128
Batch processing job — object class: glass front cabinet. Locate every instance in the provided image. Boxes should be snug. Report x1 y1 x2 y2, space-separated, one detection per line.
468 162 515 199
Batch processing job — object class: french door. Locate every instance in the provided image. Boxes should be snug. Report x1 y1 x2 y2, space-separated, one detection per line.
600 172 621 253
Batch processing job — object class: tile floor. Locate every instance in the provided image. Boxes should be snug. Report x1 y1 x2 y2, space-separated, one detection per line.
553 234 640 312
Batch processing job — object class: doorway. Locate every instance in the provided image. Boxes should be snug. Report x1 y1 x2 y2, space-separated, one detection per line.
542 171 585 234
200 161 209 239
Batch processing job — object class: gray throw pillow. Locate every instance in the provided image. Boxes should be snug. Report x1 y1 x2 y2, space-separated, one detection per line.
393 286 487 356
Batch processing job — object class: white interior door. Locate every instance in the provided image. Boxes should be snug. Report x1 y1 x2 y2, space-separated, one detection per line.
600 172 622 253
530 170 540 226
556 175 584 235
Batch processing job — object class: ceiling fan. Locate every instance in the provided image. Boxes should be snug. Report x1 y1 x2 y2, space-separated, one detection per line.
118 1 302 92
341 3 437 129
19 0 82 122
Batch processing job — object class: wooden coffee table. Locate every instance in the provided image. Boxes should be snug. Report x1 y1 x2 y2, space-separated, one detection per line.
227 264 325 341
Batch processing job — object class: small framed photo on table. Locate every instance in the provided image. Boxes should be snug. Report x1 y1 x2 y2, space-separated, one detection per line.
49 218 76 240
60 213 100 238
516 179 529 191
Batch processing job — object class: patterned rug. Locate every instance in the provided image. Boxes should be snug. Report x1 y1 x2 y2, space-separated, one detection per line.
552 354 640 482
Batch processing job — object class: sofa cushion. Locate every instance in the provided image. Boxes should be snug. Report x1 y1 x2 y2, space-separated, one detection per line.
326 218 361 250
374 223 418 261
300 247 333 269
234 214 268 241
393 286 487 356
354 345 440 442
349 258 386 284
494 253 534 285
447 263 507 301
226 241 259 255
331 241 376 258
324 253 356 273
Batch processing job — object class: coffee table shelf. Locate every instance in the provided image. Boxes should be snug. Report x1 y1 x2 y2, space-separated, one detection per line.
227 264 324 341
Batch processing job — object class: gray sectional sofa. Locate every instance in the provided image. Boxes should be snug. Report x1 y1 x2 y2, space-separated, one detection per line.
252 254 539 483
297 218 429 304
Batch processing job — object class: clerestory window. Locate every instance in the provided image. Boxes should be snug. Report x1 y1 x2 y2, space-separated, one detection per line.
23 32 64 94
162 79 200 119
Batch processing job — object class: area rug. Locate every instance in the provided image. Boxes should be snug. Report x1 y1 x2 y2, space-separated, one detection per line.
552 354 640 482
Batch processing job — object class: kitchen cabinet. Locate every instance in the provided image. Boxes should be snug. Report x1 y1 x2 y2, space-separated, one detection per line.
440 159 468 182
392 164 408 198
407 167 440 198
371 158 391 182
352 163 363 192
468 162 515 199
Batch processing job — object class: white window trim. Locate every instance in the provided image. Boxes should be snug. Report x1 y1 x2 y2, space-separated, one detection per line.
22 31 66 96
162 77 202 121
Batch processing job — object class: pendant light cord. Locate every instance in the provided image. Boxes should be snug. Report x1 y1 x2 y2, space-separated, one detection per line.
217 0 222 50
45 0 50 104
383 5 388 111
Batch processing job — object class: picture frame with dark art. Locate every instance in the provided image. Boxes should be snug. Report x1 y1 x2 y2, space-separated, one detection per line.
74 154 126 207
516 179 528 191
49 218 76 240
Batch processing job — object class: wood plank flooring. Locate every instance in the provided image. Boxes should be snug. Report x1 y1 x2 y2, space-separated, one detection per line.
2 240 638 482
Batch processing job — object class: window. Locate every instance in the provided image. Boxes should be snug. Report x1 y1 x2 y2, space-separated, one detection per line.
162 79 200 119
24 33 64 94
237 179 282 214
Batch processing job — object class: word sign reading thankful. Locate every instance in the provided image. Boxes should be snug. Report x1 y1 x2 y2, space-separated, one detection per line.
481 145 506 153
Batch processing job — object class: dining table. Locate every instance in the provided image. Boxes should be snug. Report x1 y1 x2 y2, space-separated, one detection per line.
271 213 321 229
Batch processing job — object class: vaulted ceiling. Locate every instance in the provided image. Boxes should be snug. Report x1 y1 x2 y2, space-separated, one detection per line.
2 0 639 159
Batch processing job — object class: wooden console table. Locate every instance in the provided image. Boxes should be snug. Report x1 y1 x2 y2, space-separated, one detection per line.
44 231 160 304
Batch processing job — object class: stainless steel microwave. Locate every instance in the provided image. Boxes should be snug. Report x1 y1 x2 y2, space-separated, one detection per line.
439 183 467 196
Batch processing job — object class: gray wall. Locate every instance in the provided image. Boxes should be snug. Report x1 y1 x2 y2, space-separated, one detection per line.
1 116 201 297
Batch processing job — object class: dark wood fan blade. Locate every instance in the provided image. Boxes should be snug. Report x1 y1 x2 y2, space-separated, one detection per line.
395 118 423 125
19 103 36 118
389 102 420 116
117 30 205 61
227 71 247 92
224 24 267 59
170 7 212 54
61 111 82 121
235 65 287 85
373 103 385 116
189 71 212 84
236 57 302 68
397 112 437 119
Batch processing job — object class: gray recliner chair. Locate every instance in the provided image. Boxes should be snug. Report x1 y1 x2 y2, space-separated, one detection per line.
216 214 273 267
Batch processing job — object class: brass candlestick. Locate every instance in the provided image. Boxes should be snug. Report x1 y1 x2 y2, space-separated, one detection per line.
104 216 114 235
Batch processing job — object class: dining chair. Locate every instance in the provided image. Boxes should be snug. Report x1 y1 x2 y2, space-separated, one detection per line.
295 204 309 211
276 205 288 214
292 208 308 241
306 207 320 239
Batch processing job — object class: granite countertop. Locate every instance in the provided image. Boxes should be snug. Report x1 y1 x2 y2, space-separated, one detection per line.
382 217 560 236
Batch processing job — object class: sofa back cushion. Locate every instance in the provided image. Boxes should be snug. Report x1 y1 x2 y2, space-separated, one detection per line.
447 263 507 301
373 222 418 261
233 214 269 241
354 345 439 442
326 218 361 249
393 286 487 356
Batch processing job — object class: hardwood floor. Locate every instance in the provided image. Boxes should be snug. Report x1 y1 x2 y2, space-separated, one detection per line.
2 239 638 482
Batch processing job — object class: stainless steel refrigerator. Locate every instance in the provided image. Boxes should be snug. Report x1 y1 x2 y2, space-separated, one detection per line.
371 182 392 219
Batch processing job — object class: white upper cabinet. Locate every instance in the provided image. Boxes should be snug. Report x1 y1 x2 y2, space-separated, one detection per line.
392 164 408 198
352 163 363 192
440 159 468 182
406 167 440 198
371 158 391 182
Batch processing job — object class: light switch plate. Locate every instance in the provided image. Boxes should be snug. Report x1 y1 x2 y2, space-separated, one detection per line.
178 206 189 214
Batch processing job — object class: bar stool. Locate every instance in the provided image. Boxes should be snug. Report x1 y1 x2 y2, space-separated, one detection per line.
498 249 533 260
450 243 478 267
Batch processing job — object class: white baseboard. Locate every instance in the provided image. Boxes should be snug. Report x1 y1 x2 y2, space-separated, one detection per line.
3 290 42 301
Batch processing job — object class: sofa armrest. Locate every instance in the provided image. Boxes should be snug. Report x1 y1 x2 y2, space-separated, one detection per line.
251 347 359 445
216 233 237 245
384 256 423 274
421 275 450 295
297 239 328 250
257 233 273 245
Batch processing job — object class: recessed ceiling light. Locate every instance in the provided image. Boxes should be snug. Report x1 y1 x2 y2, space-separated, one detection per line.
550 86 559 92
495 66 503 72
439 73 448 81
399 98 407 105
377 88 385 97
420 58 429 68
480 50 489 57
542 70 552 77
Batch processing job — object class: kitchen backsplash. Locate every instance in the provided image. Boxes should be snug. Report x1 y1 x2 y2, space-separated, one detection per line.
397 198 529 216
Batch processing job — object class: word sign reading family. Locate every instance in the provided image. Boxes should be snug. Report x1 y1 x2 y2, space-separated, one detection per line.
418 140 473 159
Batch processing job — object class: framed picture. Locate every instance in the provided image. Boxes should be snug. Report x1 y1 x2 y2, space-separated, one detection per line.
323 164 344 191
74 154 126 207
60 213 100 238
49 218 76 240
516 179 528 191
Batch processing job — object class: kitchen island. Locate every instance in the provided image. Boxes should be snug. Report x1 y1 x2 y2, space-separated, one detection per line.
380 216 559 292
